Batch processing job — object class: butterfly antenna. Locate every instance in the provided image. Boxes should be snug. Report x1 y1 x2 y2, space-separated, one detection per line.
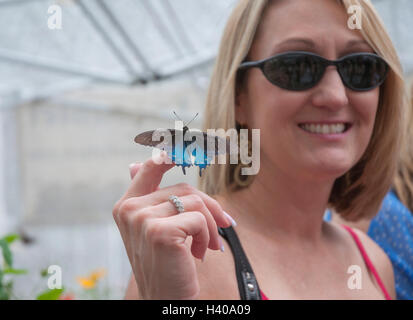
185 113 199 127
172 111 183 122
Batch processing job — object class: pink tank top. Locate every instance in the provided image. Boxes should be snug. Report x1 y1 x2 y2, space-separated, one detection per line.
260 225 392 300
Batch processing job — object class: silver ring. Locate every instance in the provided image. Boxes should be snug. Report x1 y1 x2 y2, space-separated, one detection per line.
168 195 184 214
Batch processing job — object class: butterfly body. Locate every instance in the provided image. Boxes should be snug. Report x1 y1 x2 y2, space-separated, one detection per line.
134 125 229 176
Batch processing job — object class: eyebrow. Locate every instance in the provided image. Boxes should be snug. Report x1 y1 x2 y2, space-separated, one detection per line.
274 37 371 50
275 38 316 49
345 39 371 48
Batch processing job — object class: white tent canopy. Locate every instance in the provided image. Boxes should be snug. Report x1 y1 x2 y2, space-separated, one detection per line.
0 0 236 106
0 0 412 108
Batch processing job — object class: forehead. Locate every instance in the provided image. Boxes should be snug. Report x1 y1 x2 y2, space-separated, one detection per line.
252 0 368 57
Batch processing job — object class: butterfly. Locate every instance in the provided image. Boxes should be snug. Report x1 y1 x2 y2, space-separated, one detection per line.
134 112 231 176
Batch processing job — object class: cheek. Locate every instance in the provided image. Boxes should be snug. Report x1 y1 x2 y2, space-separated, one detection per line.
349 90 380 160
352 90 379 130
246 81 308 155
251 93 306 162
247 78 305 129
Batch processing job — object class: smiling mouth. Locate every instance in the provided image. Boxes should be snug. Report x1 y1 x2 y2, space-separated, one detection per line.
298 123 352 134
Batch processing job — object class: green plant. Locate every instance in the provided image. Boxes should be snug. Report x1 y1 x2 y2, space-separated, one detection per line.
0 233 112 300
36 287 65 300
0 234 27 300
35 267 66 300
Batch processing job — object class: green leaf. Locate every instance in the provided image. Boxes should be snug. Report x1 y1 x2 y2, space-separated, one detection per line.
3 268 27 275
40 268 48 277
1 234 20 244
0 239 12 268
4 280 13 291
0 286 9 300
36 288 64 300
0 268 4 289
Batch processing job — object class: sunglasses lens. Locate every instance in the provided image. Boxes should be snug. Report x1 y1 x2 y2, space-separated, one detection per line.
339 55 388 90
262 54 324 91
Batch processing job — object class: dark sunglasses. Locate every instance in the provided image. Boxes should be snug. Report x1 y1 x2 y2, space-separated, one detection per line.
238 51 389 91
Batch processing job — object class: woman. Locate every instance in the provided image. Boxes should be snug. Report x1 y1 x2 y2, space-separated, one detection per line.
113 0 407 299
327 75 413 299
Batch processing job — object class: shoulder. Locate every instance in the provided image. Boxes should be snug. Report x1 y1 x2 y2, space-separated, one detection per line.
349 227 396 299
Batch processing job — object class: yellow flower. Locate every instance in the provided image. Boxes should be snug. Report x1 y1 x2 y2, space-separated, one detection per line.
76 268 106 289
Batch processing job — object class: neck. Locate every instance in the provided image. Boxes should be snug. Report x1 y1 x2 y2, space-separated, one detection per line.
218 156 336 245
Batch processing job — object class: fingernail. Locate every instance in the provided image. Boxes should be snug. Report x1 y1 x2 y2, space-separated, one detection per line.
219 238 225 252
155 151 172 165
223 211 237 227
129 162 142 169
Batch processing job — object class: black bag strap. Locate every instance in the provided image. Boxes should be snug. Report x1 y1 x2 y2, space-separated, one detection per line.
218 226 262 300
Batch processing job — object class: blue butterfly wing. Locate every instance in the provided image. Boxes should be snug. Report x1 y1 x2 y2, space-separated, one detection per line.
170 140 193 167
151 130 193 174
185 130 230 176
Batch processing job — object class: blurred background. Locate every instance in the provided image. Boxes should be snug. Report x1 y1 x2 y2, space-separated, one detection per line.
0 0 412 299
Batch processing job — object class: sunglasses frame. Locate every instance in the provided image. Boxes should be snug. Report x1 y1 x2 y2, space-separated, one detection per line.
238 51 389 92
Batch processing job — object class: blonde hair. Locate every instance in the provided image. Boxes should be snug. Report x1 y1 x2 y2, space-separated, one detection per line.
199 0 408 221
393 75 413 212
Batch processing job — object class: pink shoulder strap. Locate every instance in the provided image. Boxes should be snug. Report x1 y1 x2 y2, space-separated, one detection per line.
341 224 392 300
260 289 269 300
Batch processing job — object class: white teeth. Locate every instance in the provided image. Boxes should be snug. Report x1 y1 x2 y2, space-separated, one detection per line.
299 123 347 134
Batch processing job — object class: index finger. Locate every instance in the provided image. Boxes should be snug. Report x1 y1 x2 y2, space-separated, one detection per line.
122 151 175 201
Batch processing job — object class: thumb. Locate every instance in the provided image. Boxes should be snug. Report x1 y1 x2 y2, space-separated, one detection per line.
123 152 174 200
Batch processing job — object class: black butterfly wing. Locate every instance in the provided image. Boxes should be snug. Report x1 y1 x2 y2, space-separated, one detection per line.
135 130 163 147
134 129 192 164
134 129 177 151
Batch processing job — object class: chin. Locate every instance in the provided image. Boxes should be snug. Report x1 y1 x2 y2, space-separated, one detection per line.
320 165 351 181
307 159 353 181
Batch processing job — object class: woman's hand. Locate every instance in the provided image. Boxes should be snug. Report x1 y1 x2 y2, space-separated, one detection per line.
112 152 233 300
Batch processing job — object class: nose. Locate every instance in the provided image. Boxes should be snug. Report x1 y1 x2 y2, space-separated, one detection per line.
311 66 349 110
